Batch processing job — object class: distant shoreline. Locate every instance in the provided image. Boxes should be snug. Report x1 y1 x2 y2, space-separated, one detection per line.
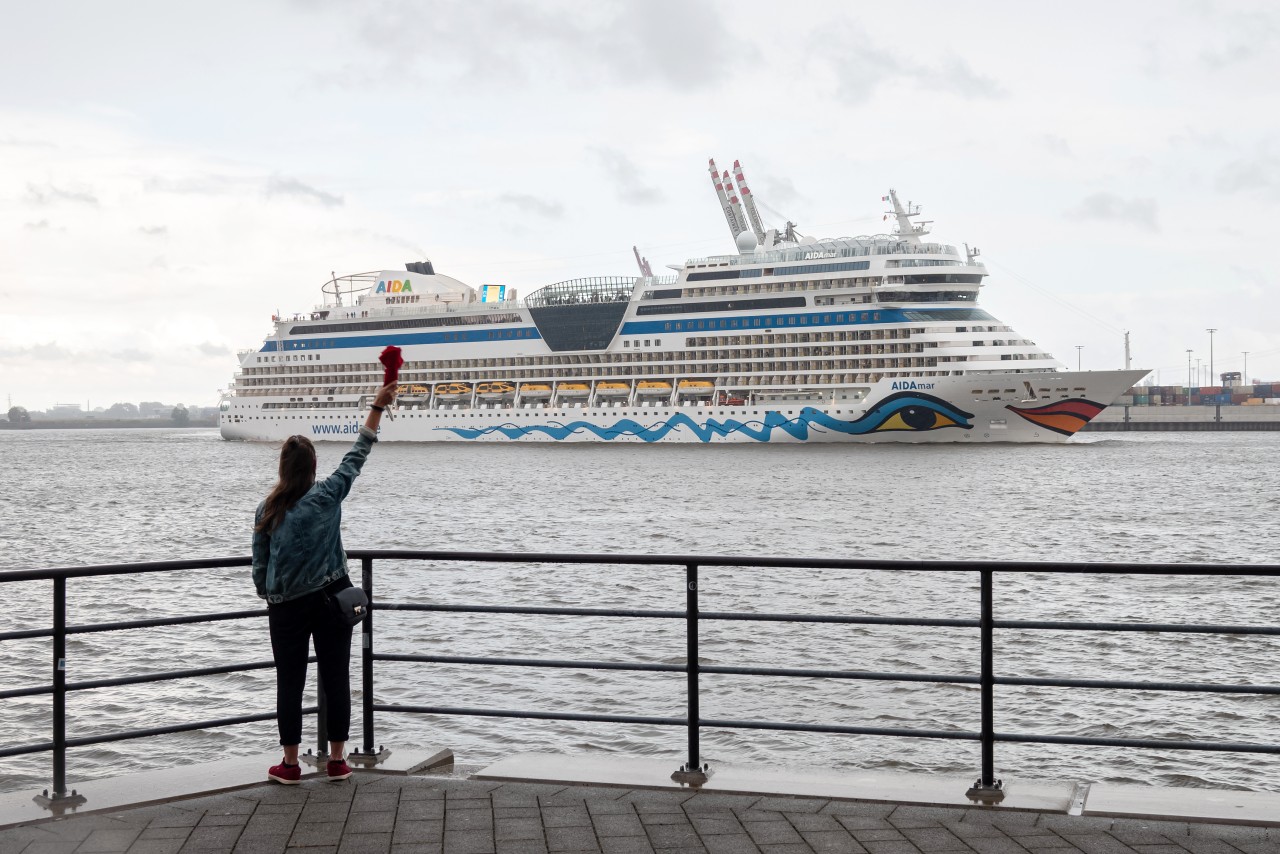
0 419 218 431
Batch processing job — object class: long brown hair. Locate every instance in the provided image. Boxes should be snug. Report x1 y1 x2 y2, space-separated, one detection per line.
255 435 317 533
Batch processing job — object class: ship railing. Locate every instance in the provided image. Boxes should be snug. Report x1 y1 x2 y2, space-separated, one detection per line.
3 553 1280 810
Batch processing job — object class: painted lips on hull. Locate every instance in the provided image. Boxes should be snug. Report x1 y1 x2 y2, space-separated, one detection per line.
1005 399 1105 436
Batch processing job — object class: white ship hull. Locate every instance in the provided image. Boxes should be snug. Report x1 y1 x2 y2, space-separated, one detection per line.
221 371 1147 444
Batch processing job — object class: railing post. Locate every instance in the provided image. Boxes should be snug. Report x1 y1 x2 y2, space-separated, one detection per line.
672 562 710 784
966 567 1004 803
34 575 85 809
348 556 388 766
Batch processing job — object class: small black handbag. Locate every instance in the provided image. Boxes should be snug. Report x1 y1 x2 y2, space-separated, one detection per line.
330 585 369 626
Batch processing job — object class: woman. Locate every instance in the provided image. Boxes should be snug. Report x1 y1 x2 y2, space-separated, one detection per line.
251 382 396 783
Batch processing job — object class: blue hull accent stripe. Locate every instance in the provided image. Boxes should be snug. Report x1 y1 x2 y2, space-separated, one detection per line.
437 393 975 442
260 327 542 352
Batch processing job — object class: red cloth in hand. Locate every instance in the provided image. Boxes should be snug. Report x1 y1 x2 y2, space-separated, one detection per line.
379 346 404 386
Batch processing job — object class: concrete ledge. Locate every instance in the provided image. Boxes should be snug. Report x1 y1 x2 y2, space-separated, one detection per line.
474 752 1076 813
0 747 453 829
1085 782 1280 827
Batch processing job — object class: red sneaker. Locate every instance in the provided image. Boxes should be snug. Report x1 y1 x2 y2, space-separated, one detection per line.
327 758 352 781
268 761 301 785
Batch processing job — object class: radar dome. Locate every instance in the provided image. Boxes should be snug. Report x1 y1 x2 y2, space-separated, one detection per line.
735 231 758 252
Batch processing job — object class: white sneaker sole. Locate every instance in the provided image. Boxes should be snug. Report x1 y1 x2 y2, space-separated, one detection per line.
268 773 301 785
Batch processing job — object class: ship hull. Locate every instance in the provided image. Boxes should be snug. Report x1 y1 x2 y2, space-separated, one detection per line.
220 370 1146 444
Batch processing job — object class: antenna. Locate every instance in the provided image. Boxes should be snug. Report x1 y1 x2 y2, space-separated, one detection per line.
885 189 929 244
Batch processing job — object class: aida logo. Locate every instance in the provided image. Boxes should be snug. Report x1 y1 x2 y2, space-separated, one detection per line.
375 279 413 294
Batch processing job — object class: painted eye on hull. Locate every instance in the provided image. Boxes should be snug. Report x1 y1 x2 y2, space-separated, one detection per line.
876 406 961 432
854 392 974 434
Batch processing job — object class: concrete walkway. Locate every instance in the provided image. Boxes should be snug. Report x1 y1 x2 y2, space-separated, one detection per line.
2 773 1276 854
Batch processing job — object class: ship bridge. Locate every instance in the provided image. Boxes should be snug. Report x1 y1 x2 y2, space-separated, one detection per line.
524 276 636 352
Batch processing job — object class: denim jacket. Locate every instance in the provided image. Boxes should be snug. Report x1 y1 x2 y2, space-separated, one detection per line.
252 427 377 604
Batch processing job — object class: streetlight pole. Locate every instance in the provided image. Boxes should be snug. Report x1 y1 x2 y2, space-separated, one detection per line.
1186 349 1193 405
1243 351 1249 384
1206 328 1216 387
1075 345 1083 371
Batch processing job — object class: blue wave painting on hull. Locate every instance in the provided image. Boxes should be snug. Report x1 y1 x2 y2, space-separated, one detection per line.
437 392 975 442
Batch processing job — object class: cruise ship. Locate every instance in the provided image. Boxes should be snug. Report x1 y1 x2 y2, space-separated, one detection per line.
219 159 1147 443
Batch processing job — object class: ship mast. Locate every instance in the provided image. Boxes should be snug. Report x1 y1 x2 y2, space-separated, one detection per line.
724 170 750 245
885 188 930 245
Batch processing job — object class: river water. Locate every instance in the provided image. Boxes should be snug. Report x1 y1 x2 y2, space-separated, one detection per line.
1 428 1278 796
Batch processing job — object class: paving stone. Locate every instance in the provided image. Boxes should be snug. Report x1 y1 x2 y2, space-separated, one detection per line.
1171 840 1251 854
858 842 922 854
965 837 1037 854
181 822 248 850
448 809 496 832
741 822 804 846
1110 822 1189 840
944 823 1009 840
442 828 498 854
641 814 695 827
285 820 345 848
541 788 626 805
756 845 815 854
1129 847 1194 854
752 800 828 816
798 829 865 853
344 812 395 835
593 814 647 838
395 800 443 821
200 815 251 829
585 800 637 817
600 837 658 854
734 813 784 824
301 804 351 824
701 835 760 854
232 834 291 854
545 825 601 852
887 806 967 828
141 827 197 841
335 832 391 854
643 822 701 848
543 807 592 829
350 794 397 815
848 829 908 844
834 818 897 833
1057 835 1142 854
681 796 761 813
390 820 442 845
130 839 189 854
821 804 896 819
496 817 546 842
1014 837 1075 850
254 805 305 817
13 842 81 854
899 827 970 851
497 808 546 820
688 816 743 836
496 840 550 854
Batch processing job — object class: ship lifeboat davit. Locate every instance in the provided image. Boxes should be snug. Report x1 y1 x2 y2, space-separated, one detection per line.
636 381 673 396
596 382 630 397
520 383 552 399
558 383 590 398
678 380 715 396
477 381 515 400
434 382 471 401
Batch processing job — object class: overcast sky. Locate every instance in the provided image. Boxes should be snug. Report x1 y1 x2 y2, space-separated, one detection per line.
2 0 1278 411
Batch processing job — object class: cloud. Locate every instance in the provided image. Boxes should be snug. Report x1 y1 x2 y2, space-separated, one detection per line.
591 148 664 205
1216 150 1280 199
816 23 1004 105
1067 193 1159 231
196 341 230 357
24 219 52 230
26 182 99 206
145 174 248 195
0 342 75 361
0 137 56 148
112 348 153 362
499 193 565 219
1200 11 1279 70
139 225 168 236
1039 135 1073 157
265 175 343 207
326 0 748 91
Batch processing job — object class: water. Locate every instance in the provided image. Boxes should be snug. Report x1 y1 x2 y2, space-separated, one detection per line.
1 428 1278 796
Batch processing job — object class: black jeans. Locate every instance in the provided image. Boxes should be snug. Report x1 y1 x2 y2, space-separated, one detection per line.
267 578 354 746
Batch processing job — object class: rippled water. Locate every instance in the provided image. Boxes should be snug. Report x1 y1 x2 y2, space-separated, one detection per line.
1 428 1279 796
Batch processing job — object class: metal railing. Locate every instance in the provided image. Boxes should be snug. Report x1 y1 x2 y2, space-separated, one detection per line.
2 552 1279 809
